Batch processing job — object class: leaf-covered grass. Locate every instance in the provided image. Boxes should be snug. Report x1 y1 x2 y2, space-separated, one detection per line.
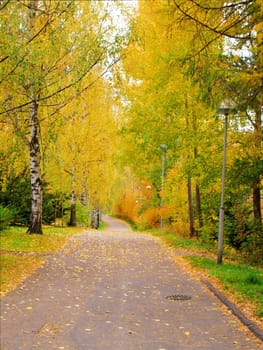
187 256 263 318
0 255 44 297
0 225 85 296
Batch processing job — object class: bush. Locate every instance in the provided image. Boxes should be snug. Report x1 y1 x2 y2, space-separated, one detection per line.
76 201 91 227
0 205 16 231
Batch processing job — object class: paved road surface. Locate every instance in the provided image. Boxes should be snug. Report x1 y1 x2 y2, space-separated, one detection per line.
102 215 131 232
1 218 262 349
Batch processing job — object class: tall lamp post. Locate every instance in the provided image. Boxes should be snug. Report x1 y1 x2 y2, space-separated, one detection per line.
217 100 234 264
160 144 167 229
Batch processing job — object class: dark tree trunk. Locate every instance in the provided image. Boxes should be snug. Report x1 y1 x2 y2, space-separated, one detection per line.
252 109 262 228
253 175 262 227
187 176 195 237
196 183 203 231
194 147 203 232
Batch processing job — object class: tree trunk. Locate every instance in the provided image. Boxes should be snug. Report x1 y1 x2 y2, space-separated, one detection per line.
27 99 42 234
253 175 261 225
252 109 262 228
195 183 203 231
69 190 77 226
187 176 195 237
194 147 203 231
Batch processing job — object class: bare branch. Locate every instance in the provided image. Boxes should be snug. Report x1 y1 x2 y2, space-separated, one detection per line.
0 56 9 64
47 54 122 118
190 0 253 11
0 52 105 115
172 0 251 40
0 0 9 11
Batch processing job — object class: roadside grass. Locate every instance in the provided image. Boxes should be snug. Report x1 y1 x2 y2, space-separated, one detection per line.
0 225 85 252
148 229 263 320
187 256 263 318
0 255 44 297
149 229 213 252
98 220 107 230
0 225 85 296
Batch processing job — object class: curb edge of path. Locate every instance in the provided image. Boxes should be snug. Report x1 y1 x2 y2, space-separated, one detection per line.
202 278 263 342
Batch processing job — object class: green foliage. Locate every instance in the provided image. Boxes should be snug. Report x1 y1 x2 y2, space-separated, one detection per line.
0 172 31 224
76 201 91 227
0 172 64 225
0 205 17 230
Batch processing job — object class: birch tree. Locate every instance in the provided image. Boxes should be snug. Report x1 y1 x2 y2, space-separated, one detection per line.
0 1 123 233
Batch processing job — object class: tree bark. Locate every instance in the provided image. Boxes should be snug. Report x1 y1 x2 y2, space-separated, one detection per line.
252 109 262 228
187 176 195 237
194 147 203 231
69 190 77 226
195 183 203 231
27 99 43 234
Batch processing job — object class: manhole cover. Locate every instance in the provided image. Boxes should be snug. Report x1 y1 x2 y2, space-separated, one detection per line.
165 294 192 301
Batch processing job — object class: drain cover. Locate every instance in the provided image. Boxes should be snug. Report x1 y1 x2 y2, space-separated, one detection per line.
165 294 192 301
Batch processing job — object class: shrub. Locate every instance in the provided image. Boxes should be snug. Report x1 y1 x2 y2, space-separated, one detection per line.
0 205 16 231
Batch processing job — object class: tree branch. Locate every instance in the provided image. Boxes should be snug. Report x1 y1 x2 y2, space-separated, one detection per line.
172 0 251 40
190 0 253 11
0 51 115 116
0 0 9 11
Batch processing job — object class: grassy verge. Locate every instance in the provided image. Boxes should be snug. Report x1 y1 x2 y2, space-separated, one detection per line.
149 229 214 252
1 225 86 252
0 225 85 296
0 255 44 297
187 256 263 318
148 229 263 320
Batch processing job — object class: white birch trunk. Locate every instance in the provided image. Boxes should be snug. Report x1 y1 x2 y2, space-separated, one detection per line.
28 99 43 233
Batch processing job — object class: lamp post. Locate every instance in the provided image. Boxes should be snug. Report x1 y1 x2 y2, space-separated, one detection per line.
217 100 234 264
160 144 167 229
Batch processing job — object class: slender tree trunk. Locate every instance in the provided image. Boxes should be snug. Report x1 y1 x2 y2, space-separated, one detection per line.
252 109 262 228
195 183 203 231
28 99 43 234
184 98 195 237
194 147 203 231
69 190 77 226
253 177 261 221
187 176 195 237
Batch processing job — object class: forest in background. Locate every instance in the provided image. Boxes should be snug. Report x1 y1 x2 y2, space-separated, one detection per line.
0 0 262 263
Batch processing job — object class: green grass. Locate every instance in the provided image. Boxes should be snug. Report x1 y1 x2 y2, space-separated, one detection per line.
187 256 263 318
0 225 85 253
149 229 213 252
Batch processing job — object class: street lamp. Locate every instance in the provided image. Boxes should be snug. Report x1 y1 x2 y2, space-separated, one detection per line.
160 144 167 229
217 100 235 264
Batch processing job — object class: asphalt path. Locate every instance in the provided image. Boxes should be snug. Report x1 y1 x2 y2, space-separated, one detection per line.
102 215 132 232
1 217 262 349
